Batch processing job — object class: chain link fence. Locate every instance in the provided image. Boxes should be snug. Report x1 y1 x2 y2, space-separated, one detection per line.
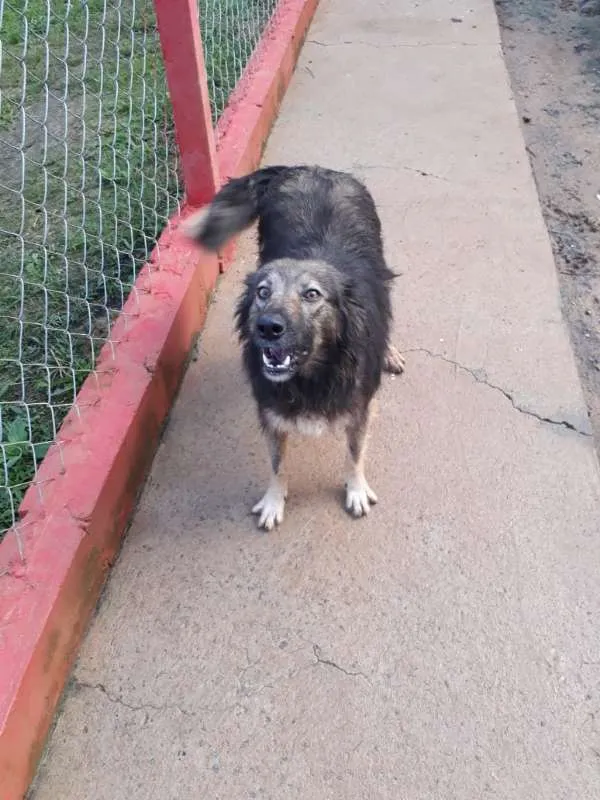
200 0 279 122
0 0 280 540
0 0 182 537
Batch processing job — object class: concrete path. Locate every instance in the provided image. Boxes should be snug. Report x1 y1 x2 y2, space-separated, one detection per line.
32 1 600 798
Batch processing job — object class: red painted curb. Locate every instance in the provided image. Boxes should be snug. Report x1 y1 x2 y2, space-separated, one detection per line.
155 0 220 207
0 0 319 795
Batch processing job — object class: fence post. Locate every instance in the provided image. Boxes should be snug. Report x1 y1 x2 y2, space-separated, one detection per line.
154 0 219 207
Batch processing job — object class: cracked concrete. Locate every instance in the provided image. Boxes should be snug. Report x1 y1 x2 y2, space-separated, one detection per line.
71 679 196 718
405 347 593 436
31 0 600 798
354 161 450 182
311 645 371 683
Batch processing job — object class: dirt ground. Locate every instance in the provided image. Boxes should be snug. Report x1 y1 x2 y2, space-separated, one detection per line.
496 0 600 443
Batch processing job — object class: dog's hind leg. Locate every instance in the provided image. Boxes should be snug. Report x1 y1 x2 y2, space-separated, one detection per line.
344 402 378 518
384 343 405 375
252 424 288 531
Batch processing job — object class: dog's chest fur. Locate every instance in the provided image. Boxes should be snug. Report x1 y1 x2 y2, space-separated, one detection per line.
264 409 349 437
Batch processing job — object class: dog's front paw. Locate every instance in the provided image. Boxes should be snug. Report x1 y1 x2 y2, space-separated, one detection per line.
345 476 378 518
252 483 287 531
384 344 405 375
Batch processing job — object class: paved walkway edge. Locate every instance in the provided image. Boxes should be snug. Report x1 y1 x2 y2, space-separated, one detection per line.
0 1 319 796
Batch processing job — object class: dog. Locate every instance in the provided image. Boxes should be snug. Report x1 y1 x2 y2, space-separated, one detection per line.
183 165 404 530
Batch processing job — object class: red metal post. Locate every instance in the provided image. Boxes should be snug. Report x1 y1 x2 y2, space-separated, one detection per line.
154 0 219 206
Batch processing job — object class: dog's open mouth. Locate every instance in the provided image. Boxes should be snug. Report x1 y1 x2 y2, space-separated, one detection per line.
261 346 296 379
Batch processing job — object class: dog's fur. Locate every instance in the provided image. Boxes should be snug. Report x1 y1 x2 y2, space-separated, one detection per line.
183 165 403 530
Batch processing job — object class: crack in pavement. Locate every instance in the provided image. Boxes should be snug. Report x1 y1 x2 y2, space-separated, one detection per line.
312 644 372 684
72 645 374 726
353 162 448 182
72 679 195 718
404 348 592 437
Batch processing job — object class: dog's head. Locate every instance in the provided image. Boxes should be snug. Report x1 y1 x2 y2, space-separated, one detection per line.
236 258 360 383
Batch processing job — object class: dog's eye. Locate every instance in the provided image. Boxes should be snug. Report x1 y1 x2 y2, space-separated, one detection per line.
303 288 321 302
256 285 271 300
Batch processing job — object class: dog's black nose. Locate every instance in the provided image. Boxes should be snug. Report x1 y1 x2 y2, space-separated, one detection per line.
256 314 286 341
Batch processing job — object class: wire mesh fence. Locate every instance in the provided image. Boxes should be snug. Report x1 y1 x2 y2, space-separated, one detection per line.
0 0 279 540
199 0 279 122
0 0 182 537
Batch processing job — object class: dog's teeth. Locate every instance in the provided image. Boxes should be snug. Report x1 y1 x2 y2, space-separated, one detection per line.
262 352 291 370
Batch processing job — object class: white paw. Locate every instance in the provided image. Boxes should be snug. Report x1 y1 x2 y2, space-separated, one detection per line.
384 344 405 375
252 484 287 531
345 476 378 518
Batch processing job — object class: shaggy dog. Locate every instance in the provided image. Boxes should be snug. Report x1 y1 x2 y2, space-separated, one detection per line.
183 165 403 530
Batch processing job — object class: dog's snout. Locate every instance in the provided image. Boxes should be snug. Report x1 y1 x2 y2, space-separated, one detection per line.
256 313 286 341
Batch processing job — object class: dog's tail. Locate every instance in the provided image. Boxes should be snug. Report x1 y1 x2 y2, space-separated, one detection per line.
181 166 290 251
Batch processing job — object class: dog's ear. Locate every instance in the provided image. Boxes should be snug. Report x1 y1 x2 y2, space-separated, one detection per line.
337 278 368 348
234 272 259 341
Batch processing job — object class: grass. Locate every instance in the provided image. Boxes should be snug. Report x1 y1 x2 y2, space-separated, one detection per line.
0 0 278 536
